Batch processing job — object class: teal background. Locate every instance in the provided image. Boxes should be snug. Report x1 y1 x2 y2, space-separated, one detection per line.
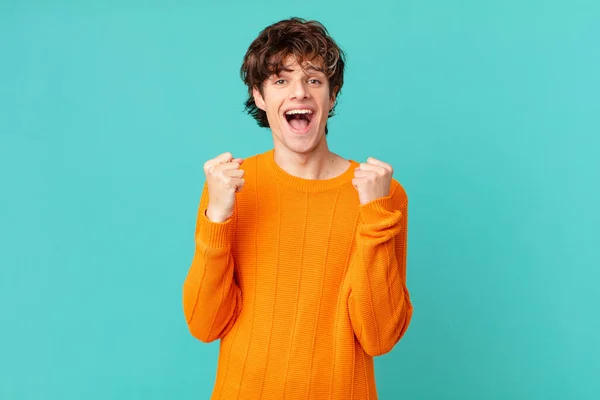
1 0 599 399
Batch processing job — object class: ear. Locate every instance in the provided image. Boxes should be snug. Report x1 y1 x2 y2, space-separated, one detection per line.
329 86 338 110
253 86 266 111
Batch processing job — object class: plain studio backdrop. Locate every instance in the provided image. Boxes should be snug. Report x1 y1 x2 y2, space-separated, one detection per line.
1 1 598 399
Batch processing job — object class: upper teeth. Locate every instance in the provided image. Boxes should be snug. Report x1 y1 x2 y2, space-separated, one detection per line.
285 109 313 115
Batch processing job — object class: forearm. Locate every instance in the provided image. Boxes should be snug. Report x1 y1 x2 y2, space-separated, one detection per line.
349 195 413 356
182 188 242 343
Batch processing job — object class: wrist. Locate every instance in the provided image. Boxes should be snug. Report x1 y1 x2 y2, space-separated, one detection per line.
205 207 231 223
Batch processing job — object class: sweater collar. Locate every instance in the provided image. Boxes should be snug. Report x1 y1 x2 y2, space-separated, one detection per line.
262 148 358 193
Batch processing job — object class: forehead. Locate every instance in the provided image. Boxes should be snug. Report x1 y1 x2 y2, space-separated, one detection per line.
271 54 325 75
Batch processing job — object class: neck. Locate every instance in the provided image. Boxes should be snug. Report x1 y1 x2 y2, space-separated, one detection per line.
273 138 344 180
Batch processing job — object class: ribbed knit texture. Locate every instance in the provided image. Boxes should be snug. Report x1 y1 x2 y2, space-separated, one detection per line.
183 149 413 399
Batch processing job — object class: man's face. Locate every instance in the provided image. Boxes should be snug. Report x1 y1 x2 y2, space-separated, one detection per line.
253 56 336 155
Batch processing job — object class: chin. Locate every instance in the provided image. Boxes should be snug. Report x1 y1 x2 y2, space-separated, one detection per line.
284 131 326 154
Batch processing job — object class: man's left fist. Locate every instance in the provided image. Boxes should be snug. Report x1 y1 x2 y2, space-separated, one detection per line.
352 157 393 205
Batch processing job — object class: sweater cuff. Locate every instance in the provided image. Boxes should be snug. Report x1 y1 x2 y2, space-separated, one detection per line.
197 209 233 249
358 195 396 225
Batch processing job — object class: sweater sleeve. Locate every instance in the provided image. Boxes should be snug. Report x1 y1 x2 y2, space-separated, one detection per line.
182 182 242 343
348 182 413 356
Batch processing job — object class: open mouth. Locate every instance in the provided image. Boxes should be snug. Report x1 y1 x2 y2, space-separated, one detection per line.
284 109 314 133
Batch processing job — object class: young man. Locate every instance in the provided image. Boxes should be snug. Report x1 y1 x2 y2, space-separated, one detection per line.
183 17 413 399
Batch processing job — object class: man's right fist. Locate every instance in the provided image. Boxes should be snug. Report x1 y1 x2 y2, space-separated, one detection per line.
203 152 245 223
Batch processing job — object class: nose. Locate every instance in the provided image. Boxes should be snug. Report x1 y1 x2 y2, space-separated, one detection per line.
289 79 310 100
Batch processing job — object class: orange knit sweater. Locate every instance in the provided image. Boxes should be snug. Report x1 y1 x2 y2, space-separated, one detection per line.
183 149 413 399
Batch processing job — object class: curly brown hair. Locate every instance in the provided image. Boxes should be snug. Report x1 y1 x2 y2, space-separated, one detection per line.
240 17 346 135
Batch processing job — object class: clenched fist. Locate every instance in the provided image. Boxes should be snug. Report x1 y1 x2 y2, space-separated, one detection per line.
204 152 245 222
352 157 393 205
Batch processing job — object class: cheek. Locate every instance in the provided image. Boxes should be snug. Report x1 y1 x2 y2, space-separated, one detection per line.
264 96 282 114
268 107 282 124
265 105 283 127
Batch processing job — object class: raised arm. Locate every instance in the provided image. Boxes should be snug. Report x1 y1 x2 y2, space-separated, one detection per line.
182 153 245 342
350 163 413 356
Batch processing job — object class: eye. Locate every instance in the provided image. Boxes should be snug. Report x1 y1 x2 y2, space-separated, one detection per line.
274 79 286 85
309 79 321 85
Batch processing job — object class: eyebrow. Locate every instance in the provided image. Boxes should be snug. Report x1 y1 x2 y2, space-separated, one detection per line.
280 65 325 74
